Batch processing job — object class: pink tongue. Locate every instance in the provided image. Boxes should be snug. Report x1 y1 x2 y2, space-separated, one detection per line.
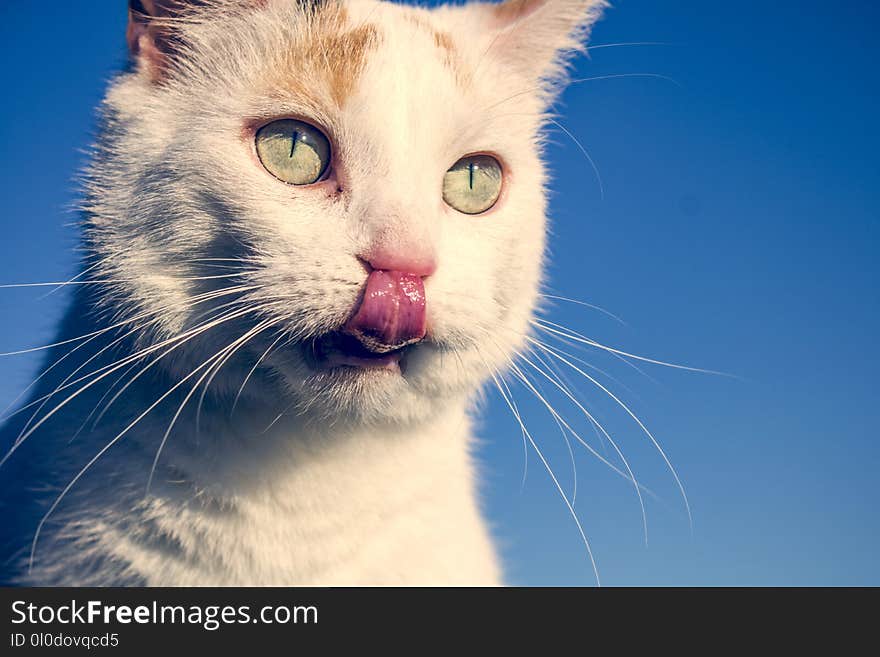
344 270 427 352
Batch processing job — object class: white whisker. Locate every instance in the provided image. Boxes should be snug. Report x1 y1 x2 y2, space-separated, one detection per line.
538 292 627 326
147 318 275 493
0 272 259 290
487 367 601 586
586 41 673 51
28 326 261 572
534 317 731 377
546 118 604 200
512 351 649 544
192 318 275 438
0 304 260 470
231 330 288 416
529 337 693 530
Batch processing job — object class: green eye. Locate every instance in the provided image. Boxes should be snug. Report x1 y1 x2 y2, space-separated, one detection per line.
442 154 503 215
255 119 331 185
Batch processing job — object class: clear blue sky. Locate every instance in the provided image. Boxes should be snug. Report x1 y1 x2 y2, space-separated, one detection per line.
0 1 877 585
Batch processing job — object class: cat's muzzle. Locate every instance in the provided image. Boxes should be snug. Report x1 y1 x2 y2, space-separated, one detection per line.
309 270 427 370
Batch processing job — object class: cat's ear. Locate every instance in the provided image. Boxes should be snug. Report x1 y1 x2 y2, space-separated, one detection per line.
478 0 608 91
126 1 266 82
126 1 190 80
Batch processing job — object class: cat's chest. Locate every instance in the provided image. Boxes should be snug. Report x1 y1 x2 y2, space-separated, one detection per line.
23 411 501 586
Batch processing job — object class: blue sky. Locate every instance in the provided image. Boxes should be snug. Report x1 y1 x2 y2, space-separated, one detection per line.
0 1 878 585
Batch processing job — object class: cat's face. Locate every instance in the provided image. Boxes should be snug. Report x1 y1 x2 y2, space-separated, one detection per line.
86 0 604 425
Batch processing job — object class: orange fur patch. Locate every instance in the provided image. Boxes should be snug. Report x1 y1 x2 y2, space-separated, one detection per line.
432 29 470 87
321 23 381 106
405 12 470 88
265 3 380 108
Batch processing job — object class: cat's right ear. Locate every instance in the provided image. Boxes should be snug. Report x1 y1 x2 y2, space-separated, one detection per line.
126 0 188 81
127 1 267 82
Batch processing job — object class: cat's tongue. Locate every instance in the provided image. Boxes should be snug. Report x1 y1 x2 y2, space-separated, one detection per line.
344 270 427 352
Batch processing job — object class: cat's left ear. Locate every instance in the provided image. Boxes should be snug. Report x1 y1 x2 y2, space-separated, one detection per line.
477 0 608 92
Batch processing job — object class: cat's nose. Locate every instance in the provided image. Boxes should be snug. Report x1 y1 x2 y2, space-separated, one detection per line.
343 270 428 351
361 244 437 278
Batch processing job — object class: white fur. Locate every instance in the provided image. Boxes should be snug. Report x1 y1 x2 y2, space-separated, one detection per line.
1 0 606 586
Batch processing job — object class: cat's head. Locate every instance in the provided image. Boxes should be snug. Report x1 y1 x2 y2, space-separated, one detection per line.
85 0 606 426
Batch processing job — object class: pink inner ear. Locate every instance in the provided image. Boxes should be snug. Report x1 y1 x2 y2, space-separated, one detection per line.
126 13 153 59
489 0 550 28
126 1 205 79
126 1 180 74
126 21 170 81
126 0 269 74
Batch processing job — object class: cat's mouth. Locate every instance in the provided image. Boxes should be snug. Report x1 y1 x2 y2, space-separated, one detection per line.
305 330 418 372
305 269 428 372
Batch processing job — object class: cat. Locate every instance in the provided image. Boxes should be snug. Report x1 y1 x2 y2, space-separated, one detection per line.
0 0 609 585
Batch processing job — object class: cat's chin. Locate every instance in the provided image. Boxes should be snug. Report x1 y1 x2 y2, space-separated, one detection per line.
303 330 416 374
258 326 475 425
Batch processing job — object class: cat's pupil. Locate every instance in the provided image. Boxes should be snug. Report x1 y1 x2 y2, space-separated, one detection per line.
468 161 475 190
289 130 299 158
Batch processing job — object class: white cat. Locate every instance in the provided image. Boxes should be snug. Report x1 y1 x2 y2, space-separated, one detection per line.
0 0 608 585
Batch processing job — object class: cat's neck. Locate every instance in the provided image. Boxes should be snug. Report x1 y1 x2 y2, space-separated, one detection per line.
132 406 501 585
29 400 501 585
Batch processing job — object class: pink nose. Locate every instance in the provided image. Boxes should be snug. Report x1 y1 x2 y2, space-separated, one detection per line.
362 244 437 279
344 270 428 351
